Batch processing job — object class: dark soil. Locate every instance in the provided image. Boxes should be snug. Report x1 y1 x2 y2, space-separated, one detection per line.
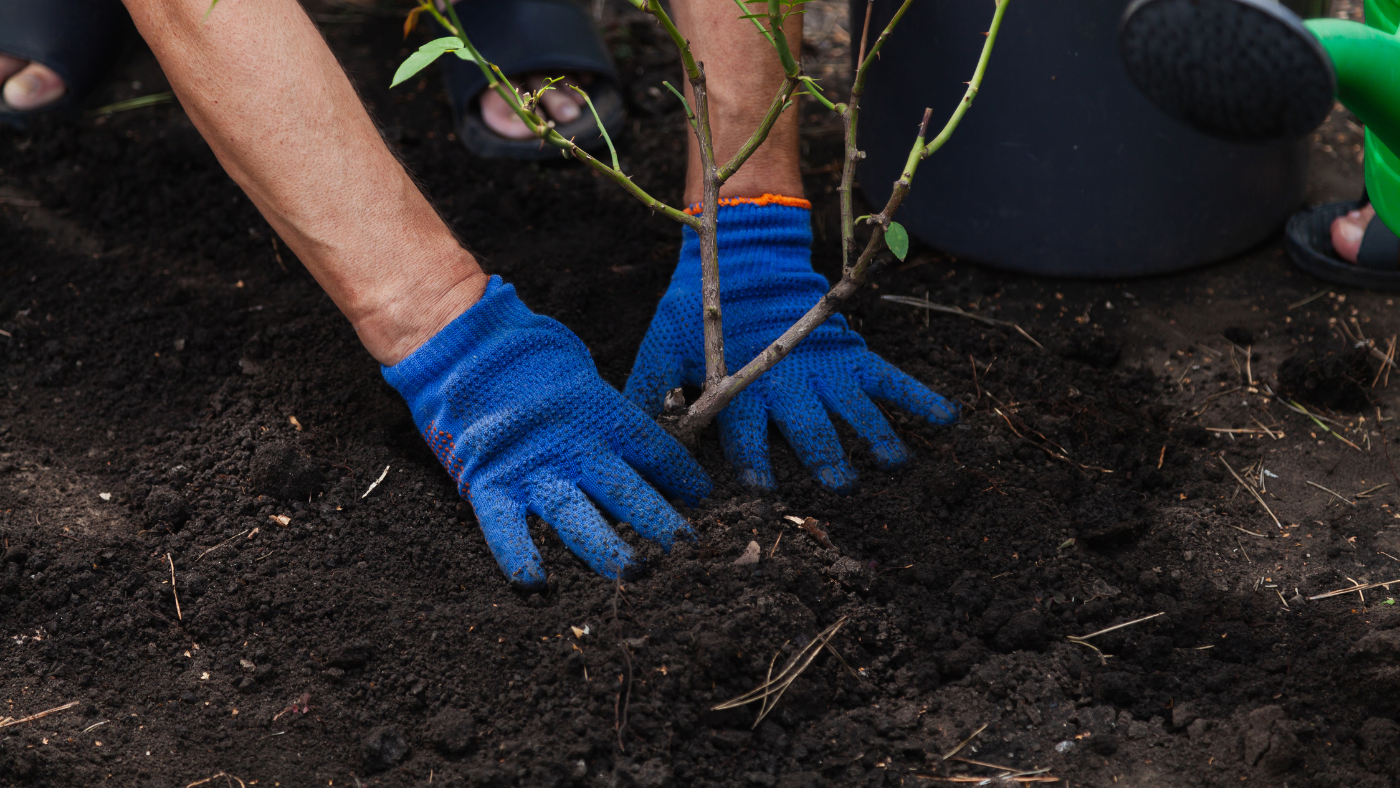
5 3 1400 787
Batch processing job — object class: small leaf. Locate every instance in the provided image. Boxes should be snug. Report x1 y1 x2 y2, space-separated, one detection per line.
452 48 477 61
403 5 424 39
885 221 909 260
418 36 466 54
391 49 446 88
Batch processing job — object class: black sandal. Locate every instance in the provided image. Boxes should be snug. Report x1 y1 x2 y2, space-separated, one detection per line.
0 0 139 127
441 0 624 161
1285 200 1400 290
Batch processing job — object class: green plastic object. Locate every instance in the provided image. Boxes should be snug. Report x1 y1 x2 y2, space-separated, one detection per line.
1306 1 1400 230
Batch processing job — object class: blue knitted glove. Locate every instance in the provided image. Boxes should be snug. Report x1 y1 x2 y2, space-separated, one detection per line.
624 198 957 493
383 276 712 588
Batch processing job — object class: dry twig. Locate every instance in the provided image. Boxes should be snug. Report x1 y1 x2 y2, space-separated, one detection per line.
168 553 182 621
1069 612 1165 642
185 773 247 788
1219 456 1282 528
361 465 390 498
197 529 251 561
1308 577 1400 601
0 700 80 729
881 296 1044 350
711 617 848 728
941 722 988 761
1306 480 1355 507
916 776 1057 784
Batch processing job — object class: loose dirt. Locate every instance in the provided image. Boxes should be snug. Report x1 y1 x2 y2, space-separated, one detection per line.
4 3 1400 787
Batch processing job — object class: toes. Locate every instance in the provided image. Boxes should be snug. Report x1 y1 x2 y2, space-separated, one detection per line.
3 61 66 111
1331 204 1375 265
479 85 534 140
539 82 581 124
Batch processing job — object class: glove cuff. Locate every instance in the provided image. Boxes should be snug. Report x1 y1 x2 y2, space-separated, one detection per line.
676 196 814 284
682 193 812 215
381 275 538 402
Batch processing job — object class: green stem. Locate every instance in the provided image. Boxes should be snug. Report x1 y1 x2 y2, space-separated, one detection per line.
730 0 777 46
662 81 698 129
569 85 619 171
798 76 838 113
768 0 801 77
853 0 915 95
646 0 703 81
923 0 1008 158
840 0 910 274
716 75 800 182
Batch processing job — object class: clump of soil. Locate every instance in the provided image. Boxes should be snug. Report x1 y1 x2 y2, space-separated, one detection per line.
1277 344 1375 411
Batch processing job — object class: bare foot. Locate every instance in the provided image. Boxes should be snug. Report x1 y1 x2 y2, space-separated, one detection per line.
0 55 66 110
1330 203 1379 264
479 74 587 140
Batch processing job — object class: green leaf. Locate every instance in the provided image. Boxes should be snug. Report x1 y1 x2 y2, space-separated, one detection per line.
452 48 476 61
885 221 909 260
419 36 466 54
391 49 446 88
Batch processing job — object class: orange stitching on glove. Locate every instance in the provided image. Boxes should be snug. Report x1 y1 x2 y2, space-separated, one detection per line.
683 193 811 215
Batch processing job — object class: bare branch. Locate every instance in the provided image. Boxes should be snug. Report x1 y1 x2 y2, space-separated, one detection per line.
690 63 728 387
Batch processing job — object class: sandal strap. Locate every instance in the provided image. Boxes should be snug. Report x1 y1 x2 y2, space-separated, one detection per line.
1357 213 1400 270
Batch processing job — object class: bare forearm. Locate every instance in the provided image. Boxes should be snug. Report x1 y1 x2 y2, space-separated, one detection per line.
122 0 485 365
671 0 804 204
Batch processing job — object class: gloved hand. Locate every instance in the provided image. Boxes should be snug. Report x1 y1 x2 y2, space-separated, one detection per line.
383 276 712 588
624 196 957 493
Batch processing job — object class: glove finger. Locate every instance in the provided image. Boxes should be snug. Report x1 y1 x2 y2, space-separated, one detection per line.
717 390 776 490
622 331 685 418
815 376 912 469
614 401 713 505
470 485 547 590
767 377 858 493
529 475 638 580
578 457 695 550
858 354 959 425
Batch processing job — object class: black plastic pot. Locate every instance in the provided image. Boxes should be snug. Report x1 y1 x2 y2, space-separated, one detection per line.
854 0 1310 277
